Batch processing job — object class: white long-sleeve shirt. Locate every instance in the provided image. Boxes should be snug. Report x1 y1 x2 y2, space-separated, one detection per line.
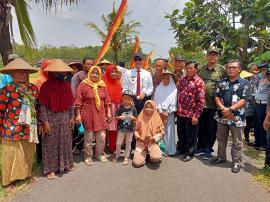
122 68 153 97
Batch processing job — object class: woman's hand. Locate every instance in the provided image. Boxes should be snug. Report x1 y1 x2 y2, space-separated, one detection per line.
75 115 82 124
69 118 75 131
107 113 112 123
43 121 51 135
191 117 198 125
38 125 45 136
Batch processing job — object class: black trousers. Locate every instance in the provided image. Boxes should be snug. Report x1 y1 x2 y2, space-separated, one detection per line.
131 96 151 150
197 108 217 151
177 116 199 157
36 134 42 163
244 115 254 141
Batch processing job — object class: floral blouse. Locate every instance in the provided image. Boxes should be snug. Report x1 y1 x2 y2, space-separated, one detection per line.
0 82 39 141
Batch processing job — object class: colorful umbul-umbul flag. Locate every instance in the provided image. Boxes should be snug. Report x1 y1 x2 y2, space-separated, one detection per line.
94 0 128 65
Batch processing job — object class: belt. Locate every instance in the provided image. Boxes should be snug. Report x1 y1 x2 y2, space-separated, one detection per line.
255 99 267 104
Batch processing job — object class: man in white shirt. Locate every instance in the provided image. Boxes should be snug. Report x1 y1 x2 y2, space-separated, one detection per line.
122 52 154 114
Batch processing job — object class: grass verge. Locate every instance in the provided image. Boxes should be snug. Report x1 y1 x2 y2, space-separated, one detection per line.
244 144 270 190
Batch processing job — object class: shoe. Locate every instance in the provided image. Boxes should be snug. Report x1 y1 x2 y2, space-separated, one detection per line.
85 158 94 166
183 155 193 162
175 150 185 156
97 154 108 163
247 142 257 146
122 158 129 166
194 148 205 156
231 163 241 173
203 149 212 160
255 146 266 151
210 157 226 164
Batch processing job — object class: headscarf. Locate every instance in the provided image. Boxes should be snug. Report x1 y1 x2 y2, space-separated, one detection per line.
35 59 52 90
153 74 177 114
39 73 74 112
103 64 122 104
83 66 106 110
136 100 164 139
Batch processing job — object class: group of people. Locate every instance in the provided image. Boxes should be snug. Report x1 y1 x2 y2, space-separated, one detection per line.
0 46 269 187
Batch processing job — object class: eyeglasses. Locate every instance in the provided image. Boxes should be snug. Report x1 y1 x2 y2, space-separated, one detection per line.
134 58 142 62
226 66 240 70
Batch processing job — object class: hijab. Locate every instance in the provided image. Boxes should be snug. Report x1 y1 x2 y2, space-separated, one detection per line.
35 59 52 90
39 73 74 112
136 100 164 138
83 66 106 110
103 64 122 104
153 74 177 113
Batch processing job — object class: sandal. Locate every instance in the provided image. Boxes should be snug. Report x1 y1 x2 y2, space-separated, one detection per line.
67 166 76 171
47 172 56 180
122 158 129 166
97 155 108 163
85 158 94 166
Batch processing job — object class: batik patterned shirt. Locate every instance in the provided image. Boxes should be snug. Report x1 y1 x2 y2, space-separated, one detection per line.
177 75 205 118
214 77 251 127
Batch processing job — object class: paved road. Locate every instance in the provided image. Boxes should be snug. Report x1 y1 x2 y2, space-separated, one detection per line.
11 149 270 202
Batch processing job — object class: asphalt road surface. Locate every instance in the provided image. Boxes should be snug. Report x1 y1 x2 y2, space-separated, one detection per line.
11 148 270 202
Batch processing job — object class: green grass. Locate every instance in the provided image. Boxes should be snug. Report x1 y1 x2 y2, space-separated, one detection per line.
243 145 270 190
243 146 265 163
254 166 270 189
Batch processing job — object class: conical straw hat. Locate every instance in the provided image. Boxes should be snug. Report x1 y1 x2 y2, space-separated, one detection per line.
240 70 254 78
0 58 38 74
97 59 112 66
44 59 74 72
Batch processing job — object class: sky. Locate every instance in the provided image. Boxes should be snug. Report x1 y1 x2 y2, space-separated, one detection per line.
13 0 188 59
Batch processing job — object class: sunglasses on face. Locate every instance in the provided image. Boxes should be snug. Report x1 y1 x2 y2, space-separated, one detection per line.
134 57 142 62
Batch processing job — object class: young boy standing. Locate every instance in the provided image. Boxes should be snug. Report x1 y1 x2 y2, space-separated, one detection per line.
113 90 137 165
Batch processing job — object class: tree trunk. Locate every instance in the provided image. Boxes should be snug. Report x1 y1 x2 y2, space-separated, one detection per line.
240 13 249 65
0 2 13 65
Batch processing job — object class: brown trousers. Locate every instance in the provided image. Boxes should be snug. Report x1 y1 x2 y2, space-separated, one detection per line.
115 131 133 159
216 122 244 163
84 130 106 160
133 141 162 167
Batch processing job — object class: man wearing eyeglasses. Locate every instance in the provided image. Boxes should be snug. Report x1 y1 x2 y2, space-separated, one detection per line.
211 60 251 173
122 52 154 114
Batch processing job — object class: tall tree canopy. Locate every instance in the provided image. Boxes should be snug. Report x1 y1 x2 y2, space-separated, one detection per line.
165 0 270 65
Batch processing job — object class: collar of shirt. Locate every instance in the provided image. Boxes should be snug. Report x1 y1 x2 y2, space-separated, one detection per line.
184 74 200 81
206 64 220 71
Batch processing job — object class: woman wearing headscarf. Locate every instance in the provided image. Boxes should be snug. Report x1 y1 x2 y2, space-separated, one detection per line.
39 59 75 179
0 58 39 187
35 59 53 90
103 64 122 153
133 100 164 167
35 59 53 163
75 66 112 166
153 69 178 156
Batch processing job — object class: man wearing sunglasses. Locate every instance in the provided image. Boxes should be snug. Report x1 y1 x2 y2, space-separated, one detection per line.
122 52 154 114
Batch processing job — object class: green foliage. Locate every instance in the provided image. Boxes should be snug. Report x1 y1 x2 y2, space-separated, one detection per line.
15 0 37 50
12 43 136 67
165 0 270 66
169 46 206 65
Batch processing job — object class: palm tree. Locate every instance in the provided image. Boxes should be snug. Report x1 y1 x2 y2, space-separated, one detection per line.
86 3 141 64
0 0 78 65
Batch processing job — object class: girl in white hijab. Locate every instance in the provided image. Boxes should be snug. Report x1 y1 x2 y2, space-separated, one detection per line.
153 70 178 155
